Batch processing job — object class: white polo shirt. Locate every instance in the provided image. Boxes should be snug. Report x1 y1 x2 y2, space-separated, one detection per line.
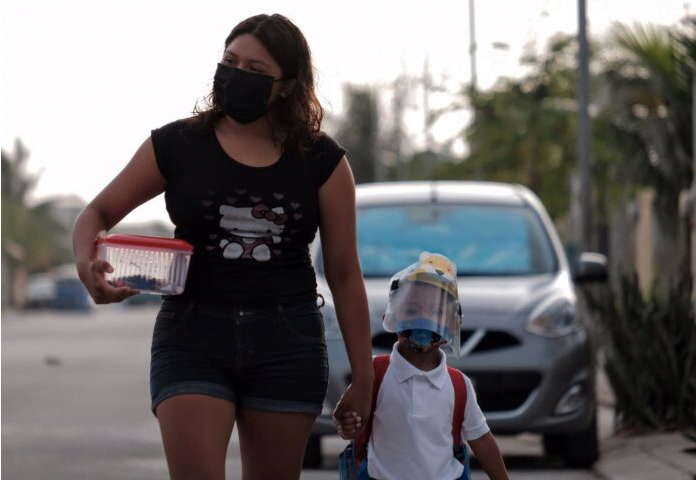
366 344 490 480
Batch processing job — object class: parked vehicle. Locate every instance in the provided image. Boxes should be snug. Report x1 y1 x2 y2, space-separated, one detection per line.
23 264 92 311
24 274 57 309
305 181 607 469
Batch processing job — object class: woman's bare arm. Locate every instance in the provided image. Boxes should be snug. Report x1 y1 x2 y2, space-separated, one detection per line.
318 157 374 436
72 137 166 304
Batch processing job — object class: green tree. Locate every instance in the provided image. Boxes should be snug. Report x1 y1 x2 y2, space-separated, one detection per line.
382 74 412 181
335 85 380 184
599 18 694 233
453 34 581 219
381 70 456 182
1 139 71 271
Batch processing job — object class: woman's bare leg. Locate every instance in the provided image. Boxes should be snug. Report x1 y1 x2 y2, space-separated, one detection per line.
156 394 236 480
236 408 316 480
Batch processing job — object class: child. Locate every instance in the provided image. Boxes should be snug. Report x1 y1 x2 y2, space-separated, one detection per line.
336 252 510 480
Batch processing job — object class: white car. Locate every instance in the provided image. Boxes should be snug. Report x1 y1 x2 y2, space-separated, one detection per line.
24 274 57 309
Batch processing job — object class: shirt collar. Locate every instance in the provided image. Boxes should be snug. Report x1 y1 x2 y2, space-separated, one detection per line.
389 343 449 389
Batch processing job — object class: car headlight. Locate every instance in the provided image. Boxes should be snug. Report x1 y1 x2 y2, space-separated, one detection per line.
320 297 343 340
525 297 579 337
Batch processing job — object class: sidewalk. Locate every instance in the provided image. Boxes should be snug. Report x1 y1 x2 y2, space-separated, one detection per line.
593 364 696 480
594 431 696 480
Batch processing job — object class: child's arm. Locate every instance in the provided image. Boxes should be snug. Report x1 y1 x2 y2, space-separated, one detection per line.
467 432 510 480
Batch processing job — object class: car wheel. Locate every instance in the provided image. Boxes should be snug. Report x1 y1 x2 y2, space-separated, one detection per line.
303 435 322 469
557 412 600 468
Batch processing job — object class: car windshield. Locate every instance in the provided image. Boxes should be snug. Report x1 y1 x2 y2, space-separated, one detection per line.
353 203 558 277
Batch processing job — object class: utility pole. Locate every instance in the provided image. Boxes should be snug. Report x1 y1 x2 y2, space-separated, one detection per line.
392 74 407 181
577 0 592 252
469 0 477 91
422 58 437 179
691 71 696 299
423 57 433 153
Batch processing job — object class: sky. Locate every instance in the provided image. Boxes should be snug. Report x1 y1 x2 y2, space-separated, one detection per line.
1 0 689 226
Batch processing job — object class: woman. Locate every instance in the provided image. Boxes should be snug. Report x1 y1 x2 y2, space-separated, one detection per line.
72 13 373 480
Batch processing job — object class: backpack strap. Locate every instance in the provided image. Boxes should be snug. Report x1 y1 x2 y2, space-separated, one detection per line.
355 358 468 463
355 355 390 465
447 366 467 448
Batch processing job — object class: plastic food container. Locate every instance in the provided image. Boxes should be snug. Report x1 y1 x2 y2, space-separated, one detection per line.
96 234 193 295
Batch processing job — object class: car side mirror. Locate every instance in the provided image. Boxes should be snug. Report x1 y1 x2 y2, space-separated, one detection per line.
573 252 608 283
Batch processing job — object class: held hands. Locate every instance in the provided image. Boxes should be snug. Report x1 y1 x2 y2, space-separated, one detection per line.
77 258 138 304
335 411 362 440
332 382 372 440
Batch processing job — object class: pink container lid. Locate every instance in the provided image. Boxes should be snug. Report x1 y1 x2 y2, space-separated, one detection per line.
96 234 193 252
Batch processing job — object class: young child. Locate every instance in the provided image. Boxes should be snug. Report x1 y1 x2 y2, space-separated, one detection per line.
336 252 510 480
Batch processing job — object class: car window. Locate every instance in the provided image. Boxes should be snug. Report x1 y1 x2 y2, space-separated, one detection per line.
338 203 558 277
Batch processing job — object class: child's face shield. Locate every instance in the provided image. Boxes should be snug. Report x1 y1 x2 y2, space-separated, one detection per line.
383 281 462 357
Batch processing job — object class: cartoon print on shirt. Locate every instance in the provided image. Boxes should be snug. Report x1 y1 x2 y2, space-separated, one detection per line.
218 203 288 261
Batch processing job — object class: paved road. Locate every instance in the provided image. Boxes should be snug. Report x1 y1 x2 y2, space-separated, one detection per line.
2 305 603 479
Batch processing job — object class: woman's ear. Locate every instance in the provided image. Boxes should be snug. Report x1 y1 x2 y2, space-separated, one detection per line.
280 79 296 97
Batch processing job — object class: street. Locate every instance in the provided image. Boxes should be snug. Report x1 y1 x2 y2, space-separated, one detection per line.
2 305 606 479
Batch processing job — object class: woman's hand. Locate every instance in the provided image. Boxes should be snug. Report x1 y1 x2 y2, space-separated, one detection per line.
332 381 372 440
77 258 138 304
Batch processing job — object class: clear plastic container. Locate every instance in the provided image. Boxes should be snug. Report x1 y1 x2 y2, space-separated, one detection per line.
96 234 193 295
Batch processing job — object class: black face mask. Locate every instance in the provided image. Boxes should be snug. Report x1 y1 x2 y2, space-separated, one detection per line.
213 63 277 124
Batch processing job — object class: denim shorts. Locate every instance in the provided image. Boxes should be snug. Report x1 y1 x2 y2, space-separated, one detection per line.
150 297 328 415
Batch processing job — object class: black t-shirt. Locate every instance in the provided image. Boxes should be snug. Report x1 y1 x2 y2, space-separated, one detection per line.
151 118 346 305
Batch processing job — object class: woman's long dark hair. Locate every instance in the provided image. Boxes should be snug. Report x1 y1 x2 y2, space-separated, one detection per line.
191 14 323 157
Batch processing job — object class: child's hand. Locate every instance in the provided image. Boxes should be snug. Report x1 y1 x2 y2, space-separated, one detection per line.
334 410 362 440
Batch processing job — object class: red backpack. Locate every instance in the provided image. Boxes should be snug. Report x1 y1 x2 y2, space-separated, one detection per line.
354 354 468 466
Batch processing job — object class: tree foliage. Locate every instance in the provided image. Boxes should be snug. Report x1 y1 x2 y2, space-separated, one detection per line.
455 34 581 219
332 17 694 237
1 140 72 271
598 17 694 232
334 85 380 184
